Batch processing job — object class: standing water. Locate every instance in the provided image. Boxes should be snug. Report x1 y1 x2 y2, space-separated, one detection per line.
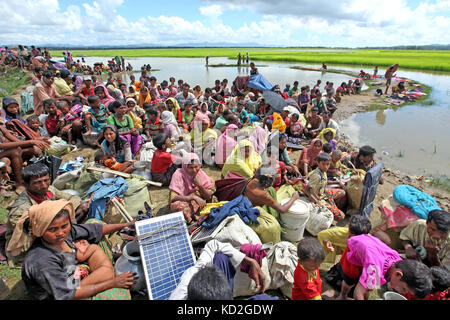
81 56 449 178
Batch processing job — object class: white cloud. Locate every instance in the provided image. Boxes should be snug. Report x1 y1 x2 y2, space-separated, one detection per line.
0 0 449 47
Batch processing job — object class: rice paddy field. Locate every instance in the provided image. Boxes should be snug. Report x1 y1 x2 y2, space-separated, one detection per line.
50 48 450 72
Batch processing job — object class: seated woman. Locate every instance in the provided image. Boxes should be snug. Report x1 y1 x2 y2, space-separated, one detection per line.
392 81 406 95
1 97 26 124
243 165 301 243
297 138 323 176
302 153 347 220
317 128 337 152
268 130 301 177
189 113 217 161
165 97 182 123
215 124 238 169
161 110 182 141
107 100 143 156
222 139 262 179
151 133 180 186
125 98 143 130
93 85 116 109
169 153 215 224
100 125 133 166
8 199 137 300
138 86 151 108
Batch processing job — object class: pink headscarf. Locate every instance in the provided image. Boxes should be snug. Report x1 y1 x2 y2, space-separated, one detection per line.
249 126 267 154
300 138 323 164
190 112 210 129
94 84 116 107
216 124 238 166
169 153 212 196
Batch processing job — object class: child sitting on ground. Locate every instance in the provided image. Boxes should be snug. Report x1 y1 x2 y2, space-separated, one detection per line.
181 102 194 131
58 100 83 144
43 99 62 137
292 237 326 300
143 105 163 141
26 115 46 137
73 239 115 285
322 143 333 155
287 113 303 144
85 95 109 135
327 149 341 178
151 133 180 186
95 153 133 173
265 144 288 190
303 153 346 220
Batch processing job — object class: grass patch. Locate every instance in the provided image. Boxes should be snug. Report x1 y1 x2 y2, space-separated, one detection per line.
428 174 450 193
0 68 31 97
49 48 450 72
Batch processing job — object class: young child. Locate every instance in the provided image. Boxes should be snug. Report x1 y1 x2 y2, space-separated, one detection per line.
303 107 322 139
181 101 194 131
322 142 333 155
85 94 109 135
345 234 433 300
43 99 62 137
73 239 115 285
143 105 163 140
95 153 133 173
150 133 179 186
303 153 346 220
26 115 46 137
404 266 449 300
292 237 326 300
328 149 345 178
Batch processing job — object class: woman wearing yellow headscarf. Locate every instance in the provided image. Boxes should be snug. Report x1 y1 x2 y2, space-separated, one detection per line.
8 199 136 300
222 139 262 179
317 127 337 151
165 97 182 122
271 112 286 133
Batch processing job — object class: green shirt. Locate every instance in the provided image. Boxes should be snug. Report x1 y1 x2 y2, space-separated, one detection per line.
107 114 134 133
182 110 194 124
214 115 228 130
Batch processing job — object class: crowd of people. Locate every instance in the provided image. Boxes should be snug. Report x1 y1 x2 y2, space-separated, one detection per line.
0 46 448 301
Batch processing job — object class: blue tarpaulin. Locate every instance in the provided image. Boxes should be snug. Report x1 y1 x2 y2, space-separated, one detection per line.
247 74 273 91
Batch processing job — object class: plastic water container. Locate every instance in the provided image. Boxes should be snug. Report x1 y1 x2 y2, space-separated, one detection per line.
383 291 407 300
279 198 312 242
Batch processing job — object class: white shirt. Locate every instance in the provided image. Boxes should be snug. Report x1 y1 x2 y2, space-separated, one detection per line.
168 240 246 300
318 118 341 139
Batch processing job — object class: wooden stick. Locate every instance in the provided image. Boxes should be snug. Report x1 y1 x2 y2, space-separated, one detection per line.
86 166 163 187
110 198 133 222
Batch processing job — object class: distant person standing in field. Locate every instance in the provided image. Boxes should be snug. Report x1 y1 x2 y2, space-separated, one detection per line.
384 64 398 94
237 53 241 66
205 55 209 66
373 66 378 77
246 52 249 64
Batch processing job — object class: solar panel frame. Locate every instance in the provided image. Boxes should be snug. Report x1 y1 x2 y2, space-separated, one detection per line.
135 211 196 300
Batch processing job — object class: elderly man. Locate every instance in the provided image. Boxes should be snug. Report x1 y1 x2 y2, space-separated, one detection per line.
317 111 340 140
33 70 72 116
5 163 89 267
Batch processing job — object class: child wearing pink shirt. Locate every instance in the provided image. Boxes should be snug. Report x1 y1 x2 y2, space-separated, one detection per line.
346 234 433 300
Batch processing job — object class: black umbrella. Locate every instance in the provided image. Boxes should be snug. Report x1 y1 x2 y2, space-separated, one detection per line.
262 90 285 113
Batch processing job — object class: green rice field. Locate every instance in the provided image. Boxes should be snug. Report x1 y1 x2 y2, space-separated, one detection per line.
50 48 450 72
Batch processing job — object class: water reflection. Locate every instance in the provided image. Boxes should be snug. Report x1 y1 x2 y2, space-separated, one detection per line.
375 109 386 126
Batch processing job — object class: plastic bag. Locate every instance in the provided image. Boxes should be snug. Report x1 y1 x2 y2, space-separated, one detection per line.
379 196 419 231
305 206 334 236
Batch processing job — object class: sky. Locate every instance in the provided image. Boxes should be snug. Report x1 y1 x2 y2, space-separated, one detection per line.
1 0 450 47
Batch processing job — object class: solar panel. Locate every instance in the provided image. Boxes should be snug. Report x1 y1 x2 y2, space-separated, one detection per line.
135 212 196 300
